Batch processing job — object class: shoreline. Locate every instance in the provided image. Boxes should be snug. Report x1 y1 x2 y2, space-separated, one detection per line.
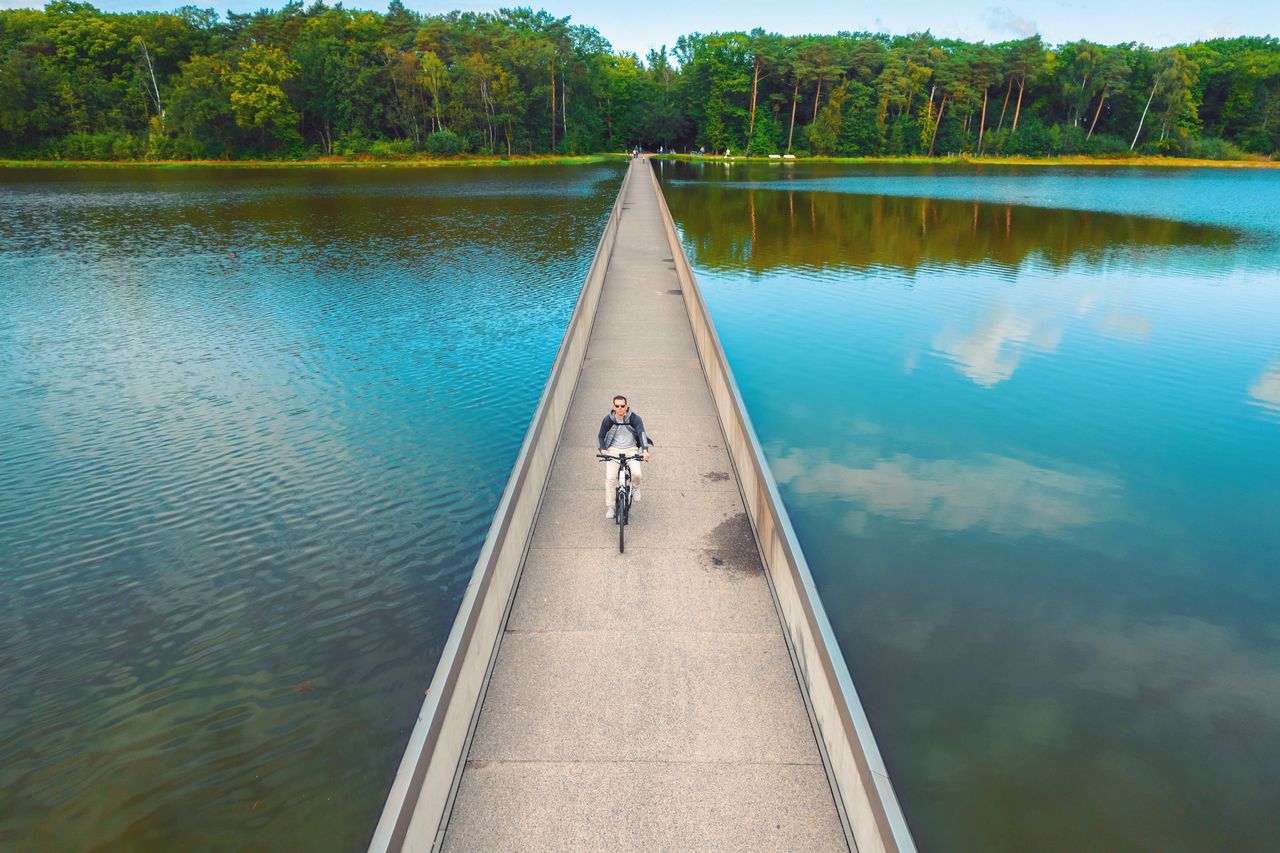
658 153 1279 168
2 153 1276 170
0 154 624 169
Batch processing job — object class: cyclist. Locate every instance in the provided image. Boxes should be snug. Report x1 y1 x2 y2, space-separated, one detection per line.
597 394 651 519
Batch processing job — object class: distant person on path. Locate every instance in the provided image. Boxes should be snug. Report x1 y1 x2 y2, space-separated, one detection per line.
598 394 651 518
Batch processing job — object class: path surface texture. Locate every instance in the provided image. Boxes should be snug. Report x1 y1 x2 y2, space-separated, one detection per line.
441 159 847 851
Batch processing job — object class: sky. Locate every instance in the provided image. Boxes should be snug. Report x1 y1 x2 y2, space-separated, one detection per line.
4 0 1277 58
519 0 1280 58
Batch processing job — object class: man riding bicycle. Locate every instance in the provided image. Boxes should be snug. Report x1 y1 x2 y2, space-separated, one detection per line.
597 395 651 519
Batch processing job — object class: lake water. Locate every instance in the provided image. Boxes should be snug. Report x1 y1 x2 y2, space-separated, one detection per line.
657 161 1280 851
0 164 623 850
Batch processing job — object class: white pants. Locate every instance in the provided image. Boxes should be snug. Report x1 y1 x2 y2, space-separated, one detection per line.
603 448 642 507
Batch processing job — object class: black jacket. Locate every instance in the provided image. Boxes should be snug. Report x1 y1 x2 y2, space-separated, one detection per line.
597 411 651 452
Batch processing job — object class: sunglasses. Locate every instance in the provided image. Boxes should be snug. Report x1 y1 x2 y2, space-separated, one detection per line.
613 403 628 409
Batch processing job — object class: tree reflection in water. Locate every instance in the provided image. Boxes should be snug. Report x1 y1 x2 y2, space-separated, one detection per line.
662 180 1238 276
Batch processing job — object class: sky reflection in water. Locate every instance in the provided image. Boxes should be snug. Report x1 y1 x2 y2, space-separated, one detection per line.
0 164 623 851
659 161 1280 851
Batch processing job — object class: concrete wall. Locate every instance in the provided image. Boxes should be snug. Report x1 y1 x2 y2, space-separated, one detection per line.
369 162 633 853
647 164 917 853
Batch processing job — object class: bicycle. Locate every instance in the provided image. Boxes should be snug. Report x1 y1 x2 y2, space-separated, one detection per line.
597 451 646 553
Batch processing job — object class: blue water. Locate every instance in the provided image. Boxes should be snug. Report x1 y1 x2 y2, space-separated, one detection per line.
658 161 1280 850
0 164 623 849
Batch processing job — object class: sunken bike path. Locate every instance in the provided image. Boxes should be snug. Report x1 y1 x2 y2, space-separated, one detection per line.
440 158 846 850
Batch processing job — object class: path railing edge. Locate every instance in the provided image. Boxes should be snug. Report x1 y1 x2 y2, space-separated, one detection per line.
368 158 633 853
647 161 917 853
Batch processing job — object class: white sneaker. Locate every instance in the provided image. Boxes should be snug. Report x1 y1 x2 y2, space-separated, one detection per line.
605 506 615 519
632 489 640 502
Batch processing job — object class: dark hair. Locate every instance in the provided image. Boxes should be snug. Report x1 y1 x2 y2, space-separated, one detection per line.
612 395 627 406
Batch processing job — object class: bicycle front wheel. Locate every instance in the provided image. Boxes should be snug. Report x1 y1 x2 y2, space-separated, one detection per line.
615 491 625 554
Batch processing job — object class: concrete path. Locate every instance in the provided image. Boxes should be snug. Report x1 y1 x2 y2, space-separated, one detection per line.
441 159 846 851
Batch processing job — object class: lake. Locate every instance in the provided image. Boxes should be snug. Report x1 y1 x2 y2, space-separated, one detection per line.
657 160 1280 851
0 163 623 850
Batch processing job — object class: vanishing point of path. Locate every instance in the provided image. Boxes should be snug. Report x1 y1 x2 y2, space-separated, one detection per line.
439 159 847 850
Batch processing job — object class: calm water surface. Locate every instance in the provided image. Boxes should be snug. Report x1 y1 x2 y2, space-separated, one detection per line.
658 161 1280 850
0 164 622 849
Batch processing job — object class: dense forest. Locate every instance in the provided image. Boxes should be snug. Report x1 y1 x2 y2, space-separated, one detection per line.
1 2 1277 160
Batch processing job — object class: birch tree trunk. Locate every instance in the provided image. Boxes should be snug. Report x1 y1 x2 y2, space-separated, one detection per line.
1131 83 1157 150
484 79 495 148
139 40 164 126
1011 77 1025 132
977 87 989 155
927 94 947 156
1087 91 1106 139
995 77 1013 132
747 58 760 154
787 77 799 152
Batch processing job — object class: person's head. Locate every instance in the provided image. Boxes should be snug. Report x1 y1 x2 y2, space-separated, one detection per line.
611 395 628 417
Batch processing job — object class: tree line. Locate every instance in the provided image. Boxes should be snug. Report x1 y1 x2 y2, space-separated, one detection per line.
1 2 1276 160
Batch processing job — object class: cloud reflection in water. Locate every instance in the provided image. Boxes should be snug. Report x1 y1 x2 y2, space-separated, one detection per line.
930 304 1066 387
1248 361 1280 413
769 446 1119 538
661 161 1280 850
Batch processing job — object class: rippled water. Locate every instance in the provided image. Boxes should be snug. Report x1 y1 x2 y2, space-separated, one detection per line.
0 164 623 850
658 161 1280 851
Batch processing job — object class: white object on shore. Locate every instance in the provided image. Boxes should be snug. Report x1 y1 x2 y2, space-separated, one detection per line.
768 154 782 159
783 154 796 159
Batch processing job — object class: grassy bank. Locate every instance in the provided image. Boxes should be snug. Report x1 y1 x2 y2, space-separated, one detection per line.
656 153 1279 168
0 153 626 169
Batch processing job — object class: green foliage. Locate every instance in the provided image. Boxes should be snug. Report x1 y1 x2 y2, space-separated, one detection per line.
885 113 921 156
228 45 298 140
747 111 781 155
368 138 414 159
0 6 1274 160
1182 135 1248 160
1003 115 1057 155
169 54 235 156
808 80 847 155
335 130 372 155
425 129 463 155
53 130 143 160
1085 133 1131 155
679 32 751 151
932 110 970 156
836 80 881 155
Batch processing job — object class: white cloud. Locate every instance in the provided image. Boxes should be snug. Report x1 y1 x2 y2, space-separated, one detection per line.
984 6 1039 38
1197 19 1244 40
